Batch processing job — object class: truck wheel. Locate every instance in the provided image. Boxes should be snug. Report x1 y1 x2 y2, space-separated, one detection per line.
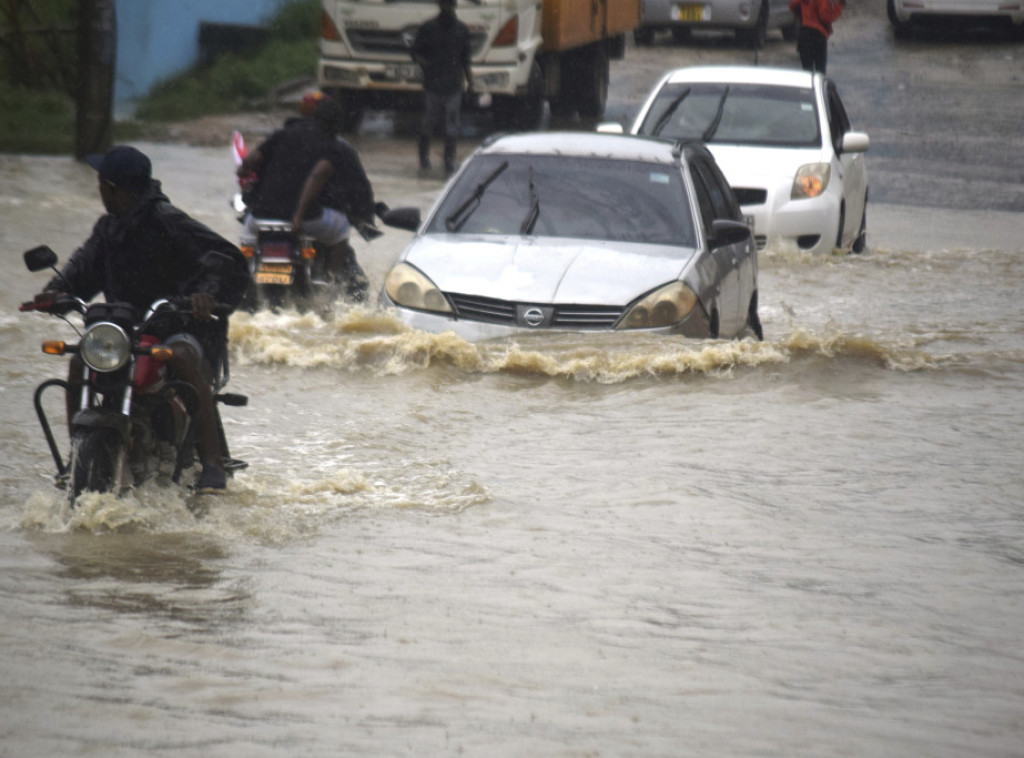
575 44 609 120
492 62 544 131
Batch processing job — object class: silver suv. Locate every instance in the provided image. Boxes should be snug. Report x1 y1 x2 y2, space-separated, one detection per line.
635 0 798 48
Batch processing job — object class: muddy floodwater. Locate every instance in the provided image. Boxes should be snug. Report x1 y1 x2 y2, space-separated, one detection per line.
2 4 1023 756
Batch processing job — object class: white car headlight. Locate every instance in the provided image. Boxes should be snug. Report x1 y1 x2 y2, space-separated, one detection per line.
385 263 452 314
80 321 131 372
792 162 831 200
617 282 698 330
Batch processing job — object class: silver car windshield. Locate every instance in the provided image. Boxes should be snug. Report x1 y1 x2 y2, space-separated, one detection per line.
639 83 822 148
427 154 696 248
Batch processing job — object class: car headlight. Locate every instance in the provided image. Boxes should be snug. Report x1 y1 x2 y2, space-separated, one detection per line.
616 282 698 330
792 162 831 200
384 263 452 314
80 321 131 372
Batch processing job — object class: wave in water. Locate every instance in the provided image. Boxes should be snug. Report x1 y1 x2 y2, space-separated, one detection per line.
228 308 954 383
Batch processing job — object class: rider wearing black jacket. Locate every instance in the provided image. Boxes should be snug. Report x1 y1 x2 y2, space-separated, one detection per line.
40 145 249 492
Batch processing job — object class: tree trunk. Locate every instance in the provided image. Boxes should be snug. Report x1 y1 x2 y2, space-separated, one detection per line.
75 0 116 159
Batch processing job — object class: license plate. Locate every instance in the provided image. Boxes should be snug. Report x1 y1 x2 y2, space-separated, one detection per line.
255 262 294 285
673 3 707 22
384 63 422 83
255 271 293 285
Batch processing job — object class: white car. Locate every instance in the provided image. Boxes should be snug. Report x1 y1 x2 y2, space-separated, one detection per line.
887 0 1024 35
618 65 870 255
635 0 799 48
380 133 762 343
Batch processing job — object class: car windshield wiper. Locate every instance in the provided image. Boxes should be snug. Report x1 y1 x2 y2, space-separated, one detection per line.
650 87 691 137
445 160 509 232
701 86 731 142
520 166 540 234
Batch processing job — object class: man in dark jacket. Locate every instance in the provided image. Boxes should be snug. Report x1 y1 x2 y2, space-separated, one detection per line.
238 96 374 300
411 0 474 176
37 145 249 492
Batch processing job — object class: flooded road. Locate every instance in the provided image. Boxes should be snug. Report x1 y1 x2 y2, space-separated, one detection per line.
2 2 1023 756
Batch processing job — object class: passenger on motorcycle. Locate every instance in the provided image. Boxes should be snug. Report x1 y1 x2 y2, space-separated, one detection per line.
237 95 376 301
33 145 249 493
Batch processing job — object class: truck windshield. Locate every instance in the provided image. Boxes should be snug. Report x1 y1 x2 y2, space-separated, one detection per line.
427 154 696 248
640 82 822 148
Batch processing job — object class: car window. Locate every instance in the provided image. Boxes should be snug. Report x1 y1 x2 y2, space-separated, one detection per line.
693 157 742 221
638 82 821 148
426 154 697 248
825 81 852 150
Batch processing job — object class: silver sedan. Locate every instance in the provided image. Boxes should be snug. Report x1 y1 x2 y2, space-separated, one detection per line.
635 0 798 48
380 133 762 343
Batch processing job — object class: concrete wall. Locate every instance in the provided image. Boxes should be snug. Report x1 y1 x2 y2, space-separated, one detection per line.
114 0 284 107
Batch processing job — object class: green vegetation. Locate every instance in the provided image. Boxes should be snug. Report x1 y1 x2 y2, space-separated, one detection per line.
0 0 319 153
136 0 319 122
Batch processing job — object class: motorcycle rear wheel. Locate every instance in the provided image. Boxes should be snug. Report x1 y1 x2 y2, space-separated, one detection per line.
69 427 122 502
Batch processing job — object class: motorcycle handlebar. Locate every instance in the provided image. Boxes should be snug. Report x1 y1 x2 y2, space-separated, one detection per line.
19 292 83 315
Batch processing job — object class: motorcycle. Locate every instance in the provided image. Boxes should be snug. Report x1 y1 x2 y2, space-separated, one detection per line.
231 130 377 314
19 245 248 505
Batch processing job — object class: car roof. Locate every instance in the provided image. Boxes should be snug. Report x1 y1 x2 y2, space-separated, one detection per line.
479 132 685 166
658 65 819 89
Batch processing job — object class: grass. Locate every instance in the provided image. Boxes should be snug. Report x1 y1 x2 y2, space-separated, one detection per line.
0 0 319 154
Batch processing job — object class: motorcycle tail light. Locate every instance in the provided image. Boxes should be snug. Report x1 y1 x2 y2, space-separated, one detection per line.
80 321 130 372
301 244 316 260
240 244 256 258
42 340 67 356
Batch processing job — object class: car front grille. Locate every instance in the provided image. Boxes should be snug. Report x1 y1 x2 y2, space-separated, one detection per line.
732 187 768 206
447 293 624 330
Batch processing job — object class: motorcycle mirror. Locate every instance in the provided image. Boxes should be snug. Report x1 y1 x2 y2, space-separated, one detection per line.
381 206 421 232
24 245 58 272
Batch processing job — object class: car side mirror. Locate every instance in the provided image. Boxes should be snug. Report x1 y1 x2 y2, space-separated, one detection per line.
710 219 752 248
24 245 58 272
381 206 421 232
840 131 870 154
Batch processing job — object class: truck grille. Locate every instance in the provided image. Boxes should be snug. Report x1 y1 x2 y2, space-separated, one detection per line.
732 187 767 206
448 293 624 330
346 28 487 57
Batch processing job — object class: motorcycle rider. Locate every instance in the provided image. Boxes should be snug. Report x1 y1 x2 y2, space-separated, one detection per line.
32 145 249 493
237 94 376 301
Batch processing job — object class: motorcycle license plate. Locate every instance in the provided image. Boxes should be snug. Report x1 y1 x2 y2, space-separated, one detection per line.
673 3 707 22
255 262 294 285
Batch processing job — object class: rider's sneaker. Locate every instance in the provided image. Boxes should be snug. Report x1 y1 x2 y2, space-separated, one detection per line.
193 465 227 494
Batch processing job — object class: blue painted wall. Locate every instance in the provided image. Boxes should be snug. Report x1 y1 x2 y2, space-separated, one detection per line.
114 0 284 106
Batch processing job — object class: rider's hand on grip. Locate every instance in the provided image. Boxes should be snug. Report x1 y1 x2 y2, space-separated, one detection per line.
20 291 73 314
190 292 216 321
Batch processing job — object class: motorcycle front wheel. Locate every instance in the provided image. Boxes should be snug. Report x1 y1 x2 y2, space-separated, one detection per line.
69 427 123 502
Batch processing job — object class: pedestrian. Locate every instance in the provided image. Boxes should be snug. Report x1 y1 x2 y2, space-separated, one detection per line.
237 95 375 300
789 0 845 74
410 0 474 176
34 146 250 492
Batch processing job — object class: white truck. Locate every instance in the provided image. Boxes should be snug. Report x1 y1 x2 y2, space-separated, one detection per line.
317 0 642 132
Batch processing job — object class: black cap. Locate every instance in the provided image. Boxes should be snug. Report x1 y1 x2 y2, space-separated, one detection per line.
85 145 152 192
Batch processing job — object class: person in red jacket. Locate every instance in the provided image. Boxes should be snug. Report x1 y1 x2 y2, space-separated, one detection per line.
789 0 845 74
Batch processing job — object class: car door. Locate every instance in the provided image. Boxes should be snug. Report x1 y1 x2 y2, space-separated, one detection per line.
825 80 868 248
690 154 749 337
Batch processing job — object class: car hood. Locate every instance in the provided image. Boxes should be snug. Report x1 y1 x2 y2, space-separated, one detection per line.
706 143 829 187
404 236 694 304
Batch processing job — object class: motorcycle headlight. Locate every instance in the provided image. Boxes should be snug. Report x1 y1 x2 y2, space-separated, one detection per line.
792 162 831 200
617 282 698 330
80 321 131 372
384 263 452 314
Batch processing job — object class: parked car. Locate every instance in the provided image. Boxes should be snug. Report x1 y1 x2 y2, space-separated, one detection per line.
612 65 869 255
635 0 798 48
887 0 1024 36
380 133 762 343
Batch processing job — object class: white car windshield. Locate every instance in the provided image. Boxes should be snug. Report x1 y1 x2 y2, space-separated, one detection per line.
639 82 822 148
427 154 696 247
